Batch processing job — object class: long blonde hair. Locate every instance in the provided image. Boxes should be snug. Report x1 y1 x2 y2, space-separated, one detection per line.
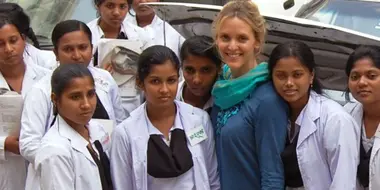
212 0 266 54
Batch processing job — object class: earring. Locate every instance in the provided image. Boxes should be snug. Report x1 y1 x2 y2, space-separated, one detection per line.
310 83 313 88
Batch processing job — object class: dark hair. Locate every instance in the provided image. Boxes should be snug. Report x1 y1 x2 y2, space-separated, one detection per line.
180 35 222 68
51 63 94 98
344 45 380 101
94 0 133 6
268 41 322 94
0 3 40 48
50 63 94 126
137 45 180 82
51 20 92 50
94 0 132 15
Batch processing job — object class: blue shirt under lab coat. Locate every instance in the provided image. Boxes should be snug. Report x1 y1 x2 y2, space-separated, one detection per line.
211 81 288 190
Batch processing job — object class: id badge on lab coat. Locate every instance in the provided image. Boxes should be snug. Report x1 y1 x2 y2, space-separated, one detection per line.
187 125 208 146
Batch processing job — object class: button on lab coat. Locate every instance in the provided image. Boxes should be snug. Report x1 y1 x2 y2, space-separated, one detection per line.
125 10 186 58
0 59 51 190
20 66 126 166
28 116 111 190
345 102 380 190
110 100 220 190
290 92 359 190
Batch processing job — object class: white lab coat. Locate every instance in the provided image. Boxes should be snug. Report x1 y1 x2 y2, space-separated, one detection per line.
24 43 57 70
110 100 220 190
0 59 51 190
28 115 111 190
345 102 380 190
125 10 186 58
289 91 359 190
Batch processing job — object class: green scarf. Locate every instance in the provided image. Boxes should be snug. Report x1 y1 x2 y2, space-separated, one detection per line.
212 62 269 110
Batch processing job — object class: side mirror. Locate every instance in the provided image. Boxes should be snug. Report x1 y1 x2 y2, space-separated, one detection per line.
283 0 295 10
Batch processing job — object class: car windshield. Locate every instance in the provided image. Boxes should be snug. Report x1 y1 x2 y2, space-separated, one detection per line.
304 0 380 37
4 0 97 48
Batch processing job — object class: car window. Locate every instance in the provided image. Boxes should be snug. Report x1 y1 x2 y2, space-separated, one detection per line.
5 0 97 47
306 0 380 37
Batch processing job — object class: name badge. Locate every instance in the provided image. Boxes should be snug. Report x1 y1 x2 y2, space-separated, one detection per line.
187 125 208 146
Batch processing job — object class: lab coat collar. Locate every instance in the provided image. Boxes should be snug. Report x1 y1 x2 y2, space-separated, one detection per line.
297 91 321 148
0 60 38 96
132 100 200 120
127 11 162 28
57 115 97 165
176 81 213 111
144 103 184 136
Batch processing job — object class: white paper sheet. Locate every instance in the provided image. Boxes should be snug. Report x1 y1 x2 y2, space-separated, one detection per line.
0 92 23 137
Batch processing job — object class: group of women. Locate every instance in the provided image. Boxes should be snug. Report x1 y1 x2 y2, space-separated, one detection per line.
0 0 379 189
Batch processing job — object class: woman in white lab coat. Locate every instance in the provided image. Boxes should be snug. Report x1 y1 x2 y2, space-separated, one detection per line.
20 20 126 189
88 0 151 59
268 41 359 190
0 14 51 190
88 0 152 114
0 3 56 70
126 0 185 58
344 46 380 190
176 35 221 114
110 45 220 190
31 63 112 190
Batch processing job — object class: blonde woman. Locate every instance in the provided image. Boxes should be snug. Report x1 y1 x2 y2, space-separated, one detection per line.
210 0 288 189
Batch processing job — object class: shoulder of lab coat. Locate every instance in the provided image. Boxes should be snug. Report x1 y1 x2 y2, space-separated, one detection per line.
88 66 129 122
20 73 53 164
110 100 219 190
298 92 359 189
0 62 51 161
24 43 57 70
123 21 153 49
87 18 102 47
34 117 109 190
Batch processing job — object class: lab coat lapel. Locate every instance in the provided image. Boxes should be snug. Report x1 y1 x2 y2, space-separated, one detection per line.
58 116 97 165
129 104 149 190
21 62 38 96
371 125 380 164
297 92 319 148
0 71 10 90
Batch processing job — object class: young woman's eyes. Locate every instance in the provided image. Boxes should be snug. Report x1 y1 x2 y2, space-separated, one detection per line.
70 95 80 100
184 67 195 74
168 78 177 84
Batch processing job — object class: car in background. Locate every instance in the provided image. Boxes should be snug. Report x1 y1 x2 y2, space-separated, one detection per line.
287 0 380 38
147 2 380 105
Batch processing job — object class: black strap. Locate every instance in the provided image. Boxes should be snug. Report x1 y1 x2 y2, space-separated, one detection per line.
281 132 304 188
87 141 113 190
357 133 372 188
147 129 193 178
92 93 110 120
